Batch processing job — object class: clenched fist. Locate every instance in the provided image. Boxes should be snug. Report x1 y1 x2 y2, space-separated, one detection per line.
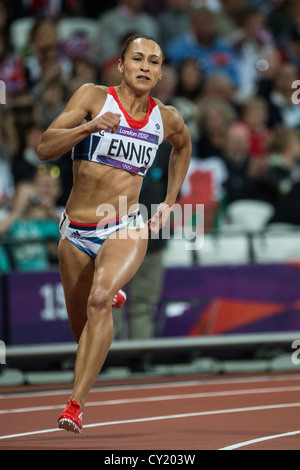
86 112 121 135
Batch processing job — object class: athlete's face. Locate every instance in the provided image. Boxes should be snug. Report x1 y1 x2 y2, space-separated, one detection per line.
118 38 163 92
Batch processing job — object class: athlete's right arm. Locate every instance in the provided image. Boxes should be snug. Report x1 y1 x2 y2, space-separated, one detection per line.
38 83 121 161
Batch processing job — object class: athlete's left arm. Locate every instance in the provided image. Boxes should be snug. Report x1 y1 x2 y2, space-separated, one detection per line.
148 106 191 234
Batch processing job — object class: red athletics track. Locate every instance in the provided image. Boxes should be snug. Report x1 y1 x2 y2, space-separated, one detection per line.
1 372 300 450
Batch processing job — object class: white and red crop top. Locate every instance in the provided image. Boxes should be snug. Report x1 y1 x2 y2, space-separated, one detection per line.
71 87 164 176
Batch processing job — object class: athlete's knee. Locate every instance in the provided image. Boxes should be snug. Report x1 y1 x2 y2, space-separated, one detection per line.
87 284 113 323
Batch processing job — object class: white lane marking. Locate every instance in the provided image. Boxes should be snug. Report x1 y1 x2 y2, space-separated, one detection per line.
1 385 300 415
219 430 300 450
1 402 300 441
1 373 300 400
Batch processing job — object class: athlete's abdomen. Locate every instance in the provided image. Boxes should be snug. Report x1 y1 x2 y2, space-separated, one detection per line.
65 161 143 223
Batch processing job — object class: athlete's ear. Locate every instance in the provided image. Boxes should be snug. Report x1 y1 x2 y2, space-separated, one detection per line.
118 59 124 75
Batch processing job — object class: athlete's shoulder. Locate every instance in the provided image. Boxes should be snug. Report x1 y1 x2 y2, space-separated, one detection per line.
152 98 185 137
73 83 109 100
69 84 110 117
152 97 183 122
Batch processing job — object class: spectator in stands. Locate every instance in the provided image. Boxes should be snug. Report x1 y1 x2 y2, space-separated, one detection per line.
222 122 271 204
215 0 248 38
36 76 67 128
11 117 73 208
265 128 300 225
253 46 282 99
267 0 300 47
157 0 191 48
171 59 204 149
0 125 14 209
202 73 236 105
20 0 84 19
196 96 237 160
0 115 15 163
34 163 64 222
68 56 100 97
257 61 300 130
281 26 300 72
227 7 275 101
12 123 44 183
175 58 204 103
4 90 41 164
0 118 14 273
0 0 11 34
49 150 73 208
164 5 241 88
0 29 27 96
0 174 60 271
25 17 72 92
240 95 272 160
95 0 160 67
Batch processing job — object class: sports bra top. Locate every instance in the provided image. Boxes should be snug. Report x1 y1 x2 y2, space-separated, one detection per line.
71 86 164 176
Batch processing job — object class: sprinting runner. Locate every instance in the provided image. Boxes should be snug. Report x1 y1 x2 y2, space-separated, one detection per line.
38 34 191 434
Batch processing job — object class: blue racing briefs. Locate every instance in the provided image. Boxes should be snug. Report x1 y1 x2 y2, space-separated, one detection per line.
59 209 145 258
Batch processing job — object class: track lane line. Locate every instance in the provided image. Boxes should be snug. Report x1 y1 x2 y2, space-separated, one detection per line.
219 430 300 450
1 373 300 400
1 385 300 415
1 402 300 442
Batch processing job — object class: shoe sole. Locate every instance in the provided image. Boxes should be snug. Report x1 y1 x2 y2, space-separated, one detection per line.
58 418 81 434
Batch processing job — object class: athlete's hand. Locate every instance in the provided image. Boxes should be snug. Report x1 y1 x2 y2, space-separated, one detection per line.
148 202 173 235
86 112 121 134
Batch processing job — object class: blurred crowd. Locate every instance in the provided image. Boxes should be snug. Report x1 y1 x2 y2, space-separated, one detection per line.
1 0 300 272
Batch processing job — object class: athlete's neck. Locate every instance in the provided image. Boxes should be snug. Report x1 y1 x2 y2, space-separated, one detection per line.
115 84 149 119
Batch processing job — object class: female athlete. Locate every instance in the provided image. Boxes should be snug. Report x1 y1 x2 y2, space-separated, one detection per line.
38 34 191 433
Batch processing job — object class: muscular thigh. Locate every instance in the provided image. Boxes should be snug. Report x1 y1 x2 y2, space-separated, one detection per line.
93 226 149 296
58 238 95 341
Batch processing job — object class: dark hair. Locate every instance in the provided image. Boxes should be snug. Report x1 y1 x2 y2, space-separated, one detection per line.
120 34 164 65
